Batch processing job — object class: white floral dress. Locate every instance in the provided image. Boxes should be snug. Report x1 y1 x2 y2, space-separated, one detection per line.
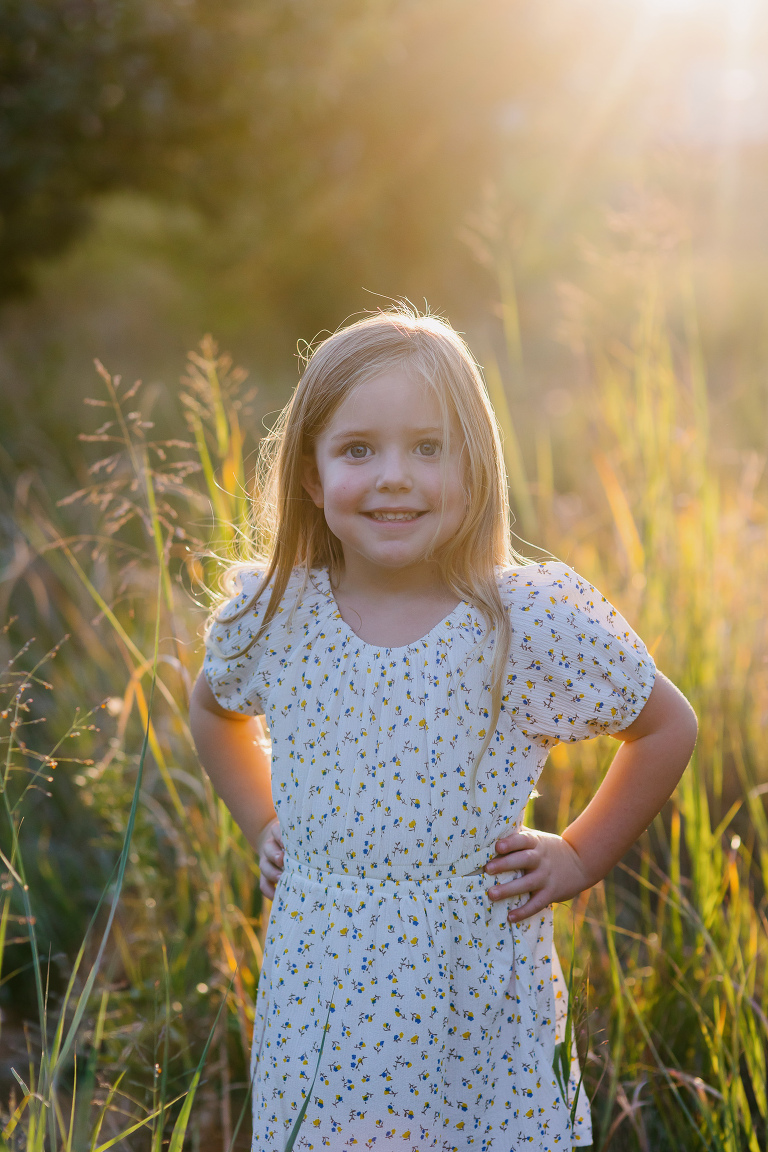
204 562 656 1151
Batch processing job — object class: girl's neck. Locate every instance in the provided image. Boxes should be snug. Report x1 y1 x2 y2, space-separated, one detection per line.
333 554 449 601
330 556 460 647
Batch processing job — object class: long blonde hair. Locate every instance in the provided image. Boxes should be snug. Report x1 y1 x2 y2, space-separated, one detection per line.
212 306 528 785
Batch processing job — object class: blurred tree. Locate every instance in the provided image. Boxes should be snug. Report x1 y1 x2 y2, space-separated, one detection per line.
0 0 558 318
9 0 768 454
0 0 247 297
168 0 571 358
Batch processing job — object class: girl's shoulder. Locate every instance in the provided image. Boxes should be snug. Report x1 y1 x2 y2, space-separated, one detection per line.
496 558 651 662
494 561 655 741
203 565 322 712
213 564 267 621
213 564 315 626
496 559 643 638
496 558 576 600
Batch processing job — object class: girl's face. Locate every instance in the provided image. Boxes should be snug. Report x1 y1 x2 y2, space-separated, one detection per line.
302 370 466 578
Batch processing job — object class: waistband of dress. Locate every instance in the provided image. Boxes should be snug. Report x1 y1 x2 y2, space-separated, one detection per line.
281 852 494 890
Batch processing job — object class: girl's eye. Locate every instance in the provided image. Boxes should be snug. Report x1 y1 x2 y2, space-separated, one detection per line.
417 441 440 457
347 444 369 459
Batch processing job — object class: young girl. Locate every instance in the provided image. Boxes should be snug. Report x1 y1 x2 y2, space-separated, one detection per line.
190 310 697 1152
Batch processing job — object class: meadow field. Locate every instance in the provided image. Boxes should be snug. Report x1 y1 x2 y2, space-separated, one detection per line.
2 234 767 1152
2 2 768 1149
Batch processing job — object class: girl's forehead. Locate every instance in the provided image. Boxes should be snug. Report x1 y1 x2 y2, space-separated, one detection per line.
326 369 449 427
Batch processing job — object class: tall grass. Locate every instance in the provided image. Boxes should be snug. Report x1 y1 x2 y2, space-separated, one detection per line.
489 258 768 1148
0 266 766 1151
1 339 263 1150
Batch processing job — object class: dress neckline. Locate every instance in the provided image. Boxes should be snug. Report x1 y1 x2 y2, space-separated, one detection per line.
311 568 469 652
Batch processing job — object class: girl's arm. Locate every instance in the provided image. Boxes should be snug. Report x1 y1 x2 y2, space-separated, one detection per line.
189 673 277 861
485 671 698 921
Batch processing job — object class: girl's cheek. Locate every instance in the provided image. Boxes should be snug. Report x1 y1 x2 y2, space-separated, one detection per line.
335 475 370 507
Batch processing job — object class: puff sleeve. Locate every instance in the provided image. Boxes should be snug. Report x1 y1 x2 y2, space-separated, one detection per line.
203 567 270 715
500 562 656 745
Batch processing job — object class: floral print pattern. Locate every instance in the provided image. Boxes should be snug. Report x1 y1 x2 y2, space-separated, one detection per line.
204 562 656 1150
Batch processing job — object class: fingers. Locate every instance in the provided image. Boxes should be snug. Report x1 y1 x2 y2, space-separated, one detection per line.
259 876 276 900
268 819 284 848
506 893 551 922
493 829 536 855
488 868 546 903
487 863 553 923
260 854 283 883
259 819 284 898
485 828 581 921
257 817 281 855
485 847 539 874
260 835 284 885
487 865 553 922
263 837 284 868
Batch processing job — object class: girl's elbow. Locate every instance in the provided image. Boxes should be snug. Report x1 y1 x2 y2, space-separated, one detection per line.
672 691 698 766
682 697 698 755
657 671 698 752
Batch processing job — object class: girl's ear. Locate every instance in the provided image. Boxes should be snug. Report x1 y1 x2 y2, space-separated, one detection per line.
301 454 324 508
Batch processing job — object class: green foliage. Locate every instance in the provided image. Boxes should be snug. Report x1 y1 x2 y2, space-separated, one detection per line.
1 341 261 1148
0 0 246 297
513 246 768 1148
0 250 767 1148
3 3 768 1147
2 0 681 324
6 0 768 496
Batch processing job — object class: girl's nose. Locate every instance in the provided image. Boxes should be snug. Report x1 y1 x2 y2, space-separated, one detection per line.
375 449 413 492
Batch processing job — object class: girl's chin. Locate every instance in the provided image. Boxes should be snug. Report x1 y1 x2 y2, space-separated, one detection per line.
356 550 435 573
342 543 433 569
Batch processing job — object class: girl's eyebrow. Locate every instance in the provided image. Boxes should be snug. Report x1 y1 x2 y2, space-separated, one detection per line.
326 426 443 444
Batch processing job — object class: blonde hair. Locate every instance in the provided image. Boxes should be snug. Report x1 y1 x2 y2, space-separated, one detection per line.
212 306 528 788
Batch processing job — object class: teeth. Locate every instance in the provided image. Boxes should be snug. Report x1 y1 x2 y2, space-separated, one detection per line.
369 512 421 521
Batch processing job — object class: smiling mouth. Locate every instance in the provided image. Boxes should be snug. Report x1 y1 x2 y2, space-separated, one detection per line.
365 511 426 522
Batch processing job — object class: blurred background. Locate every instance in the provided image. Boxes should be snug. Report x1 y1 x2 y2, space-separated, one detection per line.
2 1 768 1149
2 0 768 475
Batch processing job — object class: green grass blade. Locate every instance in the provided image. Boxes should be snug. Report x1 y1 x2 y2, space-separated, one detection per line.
92 1092 188 1152
53 574 162 1080
166 973 235 1152
283 990 335 1152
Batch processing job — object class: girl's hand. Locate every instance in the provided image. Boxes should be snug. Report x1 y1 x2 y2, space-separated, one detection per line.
483 677 697 924
484 827 591 923
258 818 284 899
